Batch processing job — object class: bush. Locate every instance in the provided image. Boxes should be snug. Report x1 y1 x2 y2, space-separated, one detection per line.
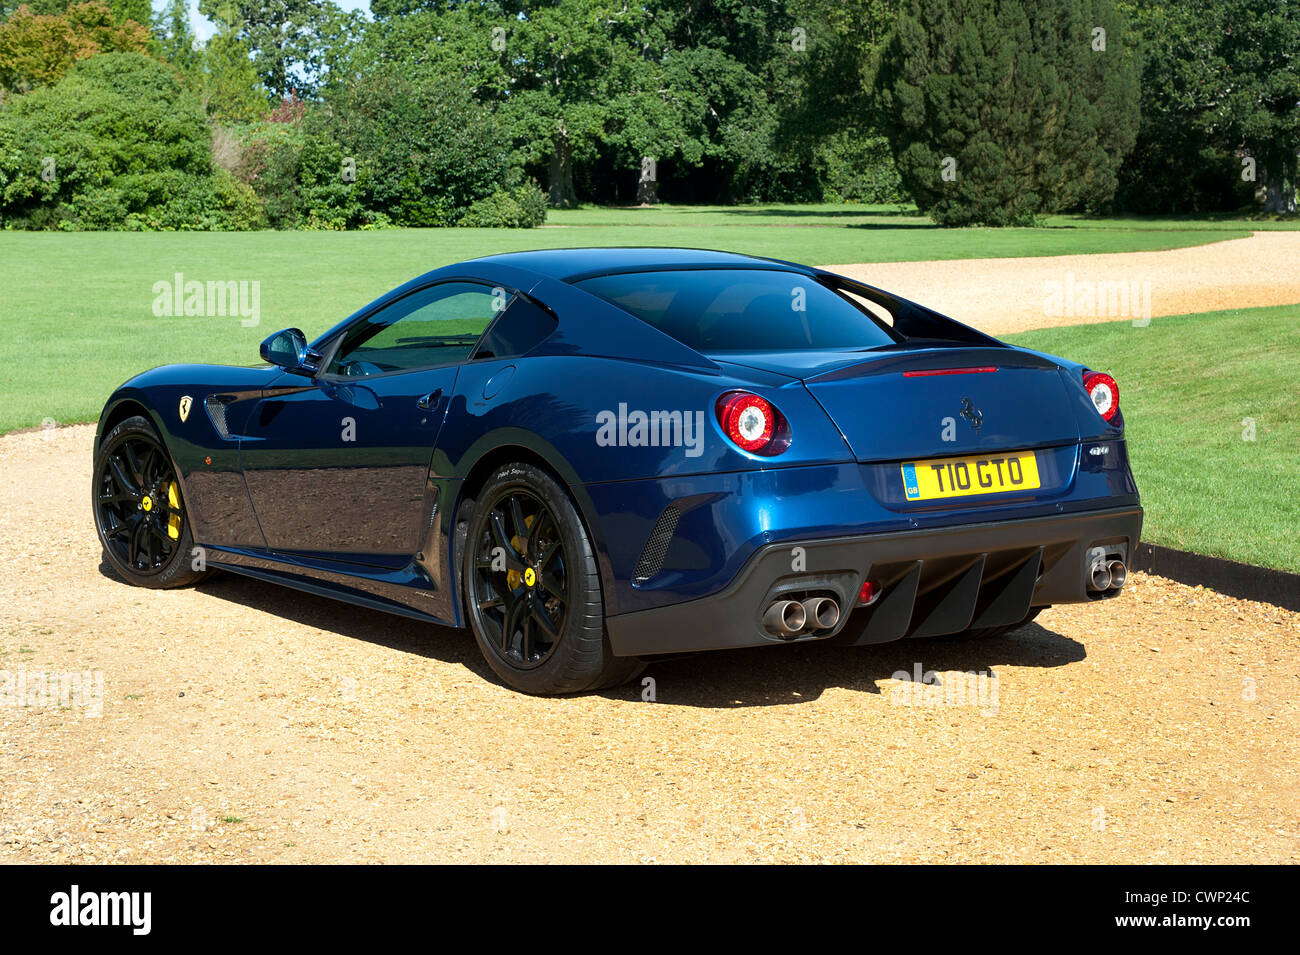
205 168 267 230
0 52 245 230
325 68 511 226
816 133 908 204
225 71 510 230
234 121 308 229
233 116 381 230
459 180 548 228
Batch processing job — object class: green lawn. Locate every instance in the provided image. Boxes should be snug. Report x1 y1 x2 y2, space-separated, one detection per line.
1 206 1289 433
1007 306 1300 573
544 203 1287 261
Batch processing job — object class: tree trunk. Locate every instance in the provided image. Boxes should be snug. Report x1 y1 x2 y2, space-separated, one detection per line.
548 125 576 208
636 156 658 205
1262 159 1296 214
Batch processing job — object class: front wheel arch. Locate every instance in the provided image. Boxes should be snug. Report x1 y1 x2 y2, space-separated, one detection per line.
97 394 196 533
98 396 154 445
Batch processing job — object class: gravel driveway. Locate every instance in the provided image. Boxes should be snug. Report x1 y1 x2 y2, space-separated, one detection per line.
2 425 1296 863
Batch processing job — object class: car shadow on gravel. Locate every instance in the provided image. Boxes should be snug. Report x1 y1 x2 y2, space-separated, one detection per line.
620 623 1085 708
126 563 1084 705
186 572 494 678
182 565 1083 705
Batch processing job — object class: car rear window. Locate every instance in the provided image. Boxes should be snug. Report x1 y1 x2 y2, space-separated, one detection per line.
576 269 897 352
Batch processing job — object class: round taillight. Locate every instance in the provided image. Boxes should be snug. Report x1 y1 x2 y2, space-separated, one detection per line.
1083 372 1119 422
716 391 789 455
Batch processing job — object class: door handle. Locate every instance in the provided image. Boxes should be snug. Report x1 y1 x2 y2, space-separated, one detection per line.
416 388 442 410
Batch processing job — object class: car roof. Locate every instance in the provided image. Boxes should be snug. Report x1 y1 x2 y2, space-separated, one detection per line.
311 247 824 361
464 247 814 282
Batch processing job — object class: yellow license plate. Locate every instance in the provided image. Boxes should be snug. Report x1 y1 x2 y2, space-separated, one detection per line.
901 450 1040 501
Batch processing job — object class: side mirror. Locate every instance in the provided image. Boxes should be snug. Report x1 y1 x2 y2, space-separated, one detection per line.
259 328 322 377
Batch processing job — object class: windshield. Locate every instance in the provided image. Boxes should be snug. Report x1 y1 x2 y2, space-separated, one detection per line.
576 269 897 353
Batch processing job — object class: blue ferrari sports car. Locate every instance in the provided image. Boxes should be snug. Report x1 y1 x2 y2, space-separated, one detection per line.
94 248 1141 694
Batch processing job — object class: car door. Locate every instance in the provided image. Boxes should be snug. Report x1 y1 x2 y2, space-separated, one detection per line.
240 281 508 567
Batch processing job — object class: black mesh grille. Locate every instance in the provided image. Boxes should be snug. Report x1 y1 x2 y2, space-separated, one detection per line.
204 396 231 439
634 506 680 583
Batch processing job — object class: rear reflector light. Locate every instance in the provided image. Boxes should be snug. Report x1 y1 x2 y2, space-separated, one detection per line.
859 580 877 605
903 366 998 377
715 391 790 455
1083 371 1120 422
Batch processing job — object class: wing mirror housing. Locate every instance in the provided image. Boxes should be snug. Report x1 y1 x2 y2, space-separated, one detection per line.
260 328 322 377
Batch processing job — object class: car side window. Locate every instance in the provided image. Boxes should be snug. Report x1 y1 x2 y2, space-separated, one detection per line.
327 282 511 377
472 295 558 360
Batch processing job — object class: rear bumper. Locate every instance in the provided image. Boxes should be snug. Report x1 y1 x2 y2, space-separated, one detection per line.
604 505 1142 656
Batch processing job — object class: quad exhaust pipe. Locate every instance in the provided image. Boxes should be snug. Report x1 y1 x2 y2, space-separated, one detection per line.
762 596 841 637
763 600 806 636
801 596 841 631
1087 555 1128 592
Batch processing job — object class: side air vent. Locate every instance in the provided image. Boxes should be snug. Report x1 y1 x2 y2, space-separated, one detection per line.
634 506 680 583
204 395 235 439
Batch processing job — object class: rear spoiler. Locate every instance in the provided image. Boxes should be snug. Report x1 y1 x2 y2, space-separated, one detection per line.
814 271 1003 347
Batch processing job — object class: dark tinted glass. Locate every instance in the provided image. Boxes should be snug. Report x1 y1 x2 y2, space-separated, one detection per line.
577 269 896 352
474 296 557 360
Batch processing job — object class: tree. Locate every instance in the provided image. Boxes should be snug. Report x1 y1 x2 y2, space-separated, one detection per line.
626 0 822 202
0 1 149 92
197 0 358 98
876 0 1140 225
156 0 201 76
492 0 650 206
347 0 831 204
0 0 72 17
785 0 896 128
202 10 264 122
779 1 906 201
1223 1 1300 212
1119 0 1300 214
106 0 149 24
348 0 648 206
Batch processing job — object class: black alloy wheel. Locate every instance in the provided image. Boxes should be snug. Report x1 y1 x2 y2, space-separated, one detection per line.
470 486 570 669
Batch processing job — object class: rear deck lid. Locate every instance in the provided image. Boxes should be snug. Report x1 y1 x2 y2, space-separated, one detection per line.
802 346 1080 463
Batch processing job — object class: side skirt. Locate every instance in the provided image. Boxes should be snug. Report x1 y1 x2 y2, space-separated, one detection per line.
204 546 454 628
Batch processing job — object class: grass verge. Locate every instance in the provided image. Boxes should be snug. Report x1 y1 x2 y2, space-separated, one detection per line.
1007 306 1300 573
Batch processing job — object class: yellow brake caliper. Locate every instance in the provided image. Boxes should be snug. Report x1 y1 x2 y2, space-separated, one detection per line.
505 514 534 590
166 481 181 540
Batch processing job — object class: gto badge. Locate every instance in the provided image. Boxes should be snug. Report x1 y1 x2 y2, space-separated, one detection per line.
959 397 982 432
179 395 193 422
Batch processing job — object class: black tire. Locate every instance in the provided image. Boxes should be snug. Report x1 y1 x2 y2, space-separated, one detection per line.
93 415 211 589
940 607 1044 641
462 462 642 695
